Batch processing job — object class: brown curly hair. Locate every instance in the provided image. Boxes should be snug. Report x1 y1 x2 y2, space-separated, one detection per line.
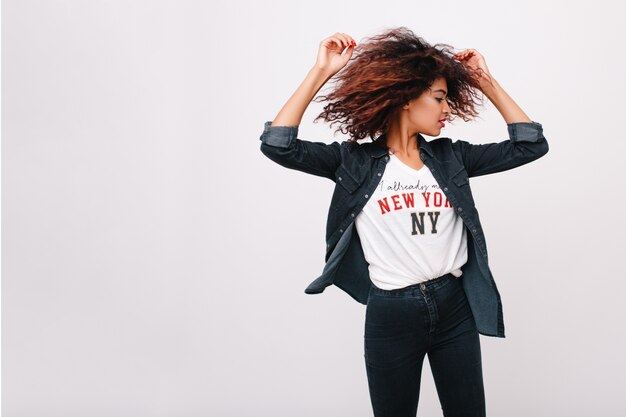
312 26 488 143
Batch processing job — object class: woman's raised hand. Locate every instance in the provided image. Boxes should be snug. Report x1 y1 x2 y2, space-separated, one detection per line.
314 33 357 75
453 49 493 88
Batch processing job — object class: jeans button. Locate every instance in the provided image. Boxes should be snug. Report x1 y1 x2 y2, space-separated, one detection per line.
420 283 426 290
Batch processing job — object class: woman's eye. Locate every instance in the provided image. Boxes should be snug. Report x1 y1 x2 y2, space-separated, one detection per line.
436 98 444 102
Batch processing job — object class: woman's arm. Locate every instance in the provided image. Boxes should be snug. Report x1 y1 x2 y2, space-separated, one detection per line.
454 48 532 125
260 67 342 181
450 49 549 177
271 67 334 127
271 33 355 126
260 33 356 180
480 76 532 124
451 119 548 178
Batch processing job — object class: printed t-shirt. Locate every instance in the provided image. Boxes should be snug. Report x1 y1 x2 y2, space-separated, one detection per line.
355 150 468 290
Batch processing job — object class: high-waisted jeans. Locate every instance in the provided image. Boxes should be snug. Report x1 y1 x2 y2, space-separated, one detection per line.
364 273 486 417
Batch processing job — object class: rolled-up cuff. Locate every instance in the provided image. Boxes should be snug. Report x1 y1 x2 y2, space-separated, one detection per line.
507 121 544 142
259 120 299 148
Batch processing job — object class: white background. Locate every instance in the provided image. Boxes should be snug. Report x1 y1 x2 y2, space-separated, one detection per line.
3 0 626 416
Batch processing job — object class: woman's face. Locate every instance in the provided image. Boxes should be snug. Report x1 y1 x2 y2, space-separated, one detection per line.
404 77 451 137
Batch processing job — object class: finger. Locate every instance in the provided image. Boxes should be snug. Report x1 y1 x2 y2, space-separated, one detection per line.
338 33 356 48
341 33 356 47
345 45 355 58
327 37 344 49
336 34 350 48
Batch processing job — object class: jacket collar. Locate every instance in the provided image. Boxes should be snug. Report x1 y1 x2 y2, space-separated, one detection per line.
363 133 434 159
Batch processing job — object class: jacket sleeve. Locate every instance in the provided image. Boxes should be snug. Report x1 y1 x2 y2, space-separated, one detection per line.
259 120 342 181
451 121 549 178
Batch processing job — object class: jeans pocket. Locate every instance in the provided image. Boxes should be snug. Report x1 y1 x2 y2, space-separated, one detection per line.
365 294 420 340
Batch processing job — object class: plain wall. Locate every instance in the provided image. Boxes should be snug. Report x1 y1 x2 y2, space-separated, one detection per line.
3 0 626 416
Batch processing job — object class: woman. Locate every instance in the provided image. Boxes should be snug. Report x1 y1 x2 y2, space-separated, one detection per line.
259 27 548 417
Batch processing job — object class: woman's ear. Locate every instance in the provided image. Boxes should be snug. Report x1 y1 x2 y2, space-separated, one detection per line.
402 97 416 110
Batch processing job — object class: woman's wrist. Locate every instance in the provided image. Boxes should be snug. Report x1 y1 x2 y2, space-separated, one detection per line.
309 65 336 83
477 72 497 96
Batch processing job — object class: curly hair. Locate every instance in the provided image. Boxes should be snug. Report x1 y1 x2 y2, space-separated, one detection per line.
312 26 488 143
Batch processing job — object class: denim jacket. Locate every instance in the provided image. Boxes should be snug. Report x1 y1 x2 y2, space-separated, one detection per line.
259 120 549 338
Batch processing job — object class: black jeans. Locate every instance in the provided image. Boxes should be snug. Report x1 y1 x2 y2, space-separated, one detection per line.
364 273 486 417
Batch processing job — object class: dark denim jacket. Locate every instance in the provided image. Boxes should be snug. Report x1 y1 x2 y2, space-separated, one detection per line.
259 120 549 338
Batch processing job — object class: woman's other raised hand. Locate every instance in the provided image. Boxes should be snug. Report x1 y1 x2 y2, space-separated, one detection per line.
314 32 357 75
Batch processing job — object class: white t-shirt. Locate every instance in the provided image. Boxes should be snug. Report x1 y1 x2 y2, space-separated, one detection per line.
355 151 468 290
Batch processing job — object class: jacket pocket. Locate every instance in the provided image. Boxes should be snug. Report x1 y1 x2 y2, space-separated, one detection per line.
335 164 361 193
451 167 470 187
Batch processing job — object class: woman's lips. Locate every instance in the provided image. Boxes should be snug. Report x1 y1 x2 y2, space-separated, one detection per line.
439 120 445 127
